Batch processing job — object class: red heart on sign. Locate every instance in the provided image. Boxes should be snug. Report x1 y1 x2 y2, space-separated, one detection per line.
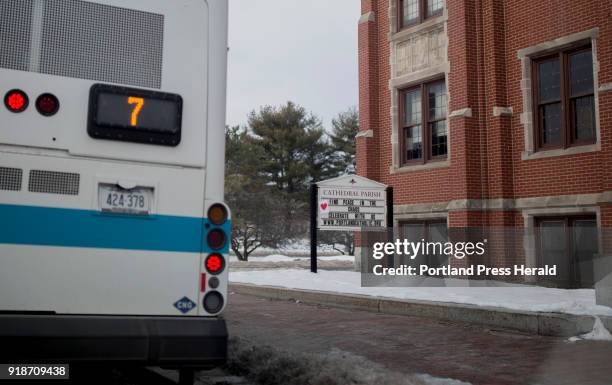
320 202 328 210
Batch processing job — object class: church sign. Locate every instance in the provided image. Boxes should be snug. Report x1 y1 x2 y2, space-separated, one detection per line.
316 175 388 231
309 174 392 273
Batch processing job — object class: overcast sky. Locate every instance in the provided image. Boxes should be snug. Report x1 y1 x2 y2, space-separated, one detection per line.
227 0 360 130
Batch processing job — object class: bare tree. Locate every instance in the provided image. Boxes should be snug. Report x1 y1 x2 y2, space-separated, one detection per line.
226 174 285 260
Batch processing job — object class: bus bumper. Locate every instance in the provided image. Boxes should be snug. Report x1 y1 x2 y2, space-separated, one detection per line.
0 314 227 367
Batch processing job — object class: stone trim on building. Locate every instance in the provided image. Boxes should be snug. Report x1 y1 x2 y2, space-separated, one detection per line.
358 11 375 24
448 107 472 118
389 63 450 89
355 129 374 138
492 106 513 117
394 191 612 214
394 212 449 222
600 83 612 93
390 159 450 174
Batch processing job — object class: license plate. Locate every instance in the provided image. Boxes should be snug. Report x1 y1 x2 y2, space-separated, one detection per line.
98 185 152 215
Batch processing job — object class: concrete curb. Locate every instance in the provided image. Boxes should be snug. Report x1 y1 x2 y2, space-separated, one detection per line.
229 283 609 337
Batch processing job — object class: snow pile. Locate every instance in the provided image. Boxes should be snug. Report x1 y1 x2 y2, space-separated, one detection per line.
229 269 612 317
583 317 612 340
227 337 471 385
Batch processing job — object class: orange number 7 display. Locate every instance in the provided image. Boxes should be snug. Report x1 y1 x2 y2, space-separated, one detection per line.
127 96 144 126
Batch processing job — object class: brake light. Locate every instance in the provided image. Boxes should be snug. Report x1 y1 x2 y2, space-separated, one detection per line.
4 89 28 113
205 254 225 275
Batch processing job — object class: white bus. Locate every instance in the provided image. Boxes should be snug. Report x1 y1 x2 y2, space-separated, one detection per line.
0 0 230 375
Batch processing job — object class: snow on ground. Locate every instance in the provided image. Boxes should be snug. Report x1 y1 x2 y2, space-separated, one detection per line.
229 269 612 317
230 254 355 262
276 239 342 252
229 337 471 385
240 239 348 257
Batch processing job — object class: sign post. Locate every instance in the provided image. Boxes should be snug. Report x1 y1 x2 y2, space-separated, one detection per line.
386 186 394 268
310 183 318 273
386 186 393 230
310 175 390 273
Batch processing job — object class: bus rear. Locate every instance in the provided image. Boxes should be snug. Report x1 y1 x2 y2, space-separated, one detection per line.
0 0 230 368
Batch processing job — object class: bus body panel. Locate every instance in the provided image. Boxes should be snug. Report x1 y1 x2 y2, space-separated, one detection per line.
0 245 200 316
205 0 229 200
0 151 206 216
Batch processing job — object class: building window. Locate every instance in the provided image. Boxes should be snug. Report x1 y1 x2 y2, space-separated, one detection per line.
535 215 597 288
532 45 595 150
398 0 443 29
400 220 447 268
399 79 447 165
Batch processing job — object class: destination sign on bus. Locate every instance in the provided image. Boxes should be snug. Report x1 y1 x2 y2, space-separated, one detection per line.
87 84 183 146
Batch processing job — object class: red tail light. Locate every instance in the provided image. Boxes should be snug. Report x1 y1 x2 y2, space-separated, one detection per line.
4 89 28 113
205 254 225 275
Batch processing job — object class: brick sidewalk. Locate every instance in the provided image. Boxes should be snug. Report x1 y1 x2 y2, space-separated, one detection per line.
225 293 612 385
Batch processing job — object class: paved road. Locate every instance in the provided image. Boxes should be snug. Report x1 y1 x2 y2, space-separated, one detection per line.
225 293 612 385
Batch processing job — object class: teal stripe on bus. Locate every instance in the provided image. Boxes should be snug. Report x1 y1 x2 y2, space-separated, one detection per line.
0 204 230 253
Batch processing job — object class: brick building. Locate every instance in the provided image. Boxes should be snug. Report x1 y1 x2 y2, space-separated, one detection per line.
356 0 612 288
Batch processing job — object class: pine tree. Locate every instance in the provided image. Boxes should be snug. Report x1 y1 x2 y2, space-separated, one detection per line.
329 107 359 173
248 101 338 194
225 126 284 260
